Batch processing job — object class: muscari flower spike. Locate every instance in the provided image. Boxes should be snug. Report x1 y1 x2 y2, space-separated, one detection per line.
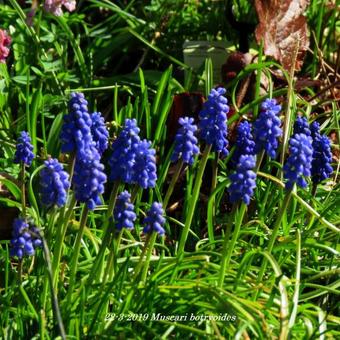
253 98 282 159
132 139 157 189
231 121 255 165
311 134 333 185
0 29 11 63
60 92 95 159
143 202 166 236
91 111 109 155
310 121 320 138
108 118 140 183
283 133 313 190
13 131 35 166
198 87 229 157
73 149 107 210
171 116 199 165
294 116 311 136
40 158 70 208
10 218 42 258
228 155 257 205
114 190 136 231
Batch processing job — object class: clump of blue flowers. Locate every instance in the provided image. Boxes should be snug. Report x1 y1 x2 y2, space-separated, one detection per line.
60 92 94 158
73 150 107 210
132 140 157 189
253 98 282 158
199 87 229 156
10 218 42 258
143 202 166 236
13 131 34 166
108 118 140 183
294 116 311 136
114 190 136 231
283 133 313 189
171 117 199 165
228 155 257 205
91 111 109 155
232 121 255 165
39 158 70 208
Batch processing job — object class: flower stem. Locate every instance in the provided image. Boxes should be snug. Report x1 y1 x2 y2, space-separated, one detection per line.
210 152 219 224
255 150 265 173
66 205 89 305
133 234 151 281
254 190 292 299
177 144 211 257
108 230 124 282
87 182 119 285
218 203 247 287
39 232 66 340
52 195 77 289
141 232 157 283
21 163 26 218
163 160 183 209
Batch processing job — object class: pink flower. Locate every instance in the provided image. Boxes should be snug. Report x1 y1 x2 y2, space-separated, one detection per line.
44 0 76 16
0 29 11 64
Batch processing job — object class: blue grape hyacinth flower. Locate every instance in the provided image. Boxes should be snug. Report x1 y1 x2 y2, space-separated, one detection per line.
10 218 42 258
114 190 136 231
171 116 199 165
231 121 255 165
91 111 109 155
40 158 70 208
132 139 157 189
60 92 95 159
253 98 282 159
108 118 140 183
283 133 313 189
294 116 311 136
198 87 229 156
311 134 333 184
13 131 35 166
143 202 166 236
228 155 257 205
73 149 107 210
310 121 320 138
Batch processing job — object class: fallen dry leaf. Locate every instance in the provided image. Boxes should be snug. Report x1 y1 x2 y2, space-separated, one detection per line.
255 0 310 71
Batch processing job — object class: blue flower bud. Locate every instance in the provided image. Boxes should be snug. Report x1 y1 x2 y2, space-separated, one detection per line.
171 116 199 165
132 140 157 189
294 116 311 136
114 190 136 231
283 133 313 189
40 158 70 207
228 155 257 205
108 118 140 183
10 219 41 258
60 92 95 159
73 149 107 210
232 121 255 165
311 134 333 184
198 87 229 156
143 202 166 235
13 131 35 166
91 111 109 155
253 98 282 159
